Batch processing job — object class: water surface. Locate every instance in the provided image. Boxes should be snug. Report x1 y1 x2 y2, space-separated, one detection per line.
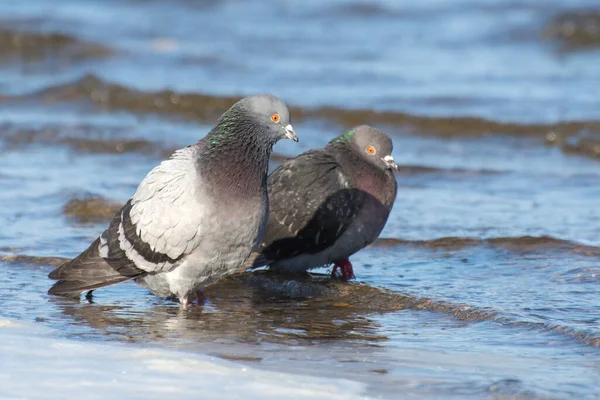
1 0 600 398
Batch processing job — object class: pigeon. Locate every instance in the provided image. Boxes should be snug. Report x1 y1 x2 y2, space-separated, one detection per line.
246 125 397 280
48 94 298 308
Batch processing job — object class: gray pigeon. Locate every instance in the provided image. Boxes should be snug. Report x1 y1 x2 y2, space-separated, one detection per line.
48 94 298 308
246 125 397 280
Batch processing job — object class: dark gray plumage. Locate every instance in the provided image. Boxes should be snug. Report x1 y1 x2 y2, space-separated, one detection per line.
48 94 298 308
247 125 397 280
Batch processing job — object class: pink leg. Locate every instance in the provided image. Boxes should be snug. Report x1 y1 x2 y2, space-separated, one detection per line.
331 258 355 281
196 291 206 304
179 297 189 310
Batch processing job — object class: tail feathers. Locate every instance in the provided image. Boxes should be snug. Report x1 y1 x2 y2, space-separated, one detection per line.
48 276 133 296
48 238 145 296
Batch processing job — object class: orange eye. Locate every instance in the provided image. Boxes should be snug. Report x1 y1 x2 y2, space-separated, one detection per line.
366 146 376 155
271 113 280 123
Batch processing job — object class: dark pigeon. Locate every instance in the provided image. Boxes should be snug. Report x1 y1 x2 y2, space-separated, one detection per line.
247 125 397 280
48 94 298 308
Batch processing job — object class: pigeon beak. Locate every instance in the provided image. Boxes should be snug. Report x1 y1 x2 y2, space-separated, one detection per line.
382 155 398 171
284 124 298 142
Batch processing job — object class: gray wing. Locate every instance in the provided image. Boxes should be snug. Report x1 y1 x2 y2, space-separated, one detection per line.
253 149 363 265
121 146 206 272
48 147 208 295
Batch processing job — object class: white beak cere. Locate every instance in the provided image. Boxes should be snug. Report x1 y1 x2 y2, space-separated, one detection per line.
284 124 298 142
382 155 398 170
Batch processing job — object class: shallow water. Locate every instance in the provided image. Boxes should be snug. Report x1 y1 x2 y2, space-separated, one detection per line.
1 0 600 398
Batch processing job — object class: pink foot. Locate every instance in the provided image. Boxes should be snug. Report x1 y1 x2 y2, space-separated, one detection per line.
331 259 355 281
179 291 206 309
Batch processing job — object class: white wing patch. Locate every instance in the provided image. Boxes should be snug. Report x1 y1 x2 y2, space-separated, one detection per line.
98 233 109 258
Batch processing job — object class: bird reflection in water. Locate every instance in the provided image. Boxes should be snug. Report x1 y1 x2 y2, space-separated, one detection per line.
49 272 392 348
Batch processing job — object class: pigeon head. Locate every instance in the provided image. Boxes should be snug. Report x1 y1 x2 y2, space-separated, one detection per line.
199 94 298 195
227 94 298 144
330 125 398 171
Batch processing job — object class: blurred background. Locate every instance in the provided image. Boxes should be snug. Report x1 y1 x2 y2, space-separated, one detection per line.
1 1 600 399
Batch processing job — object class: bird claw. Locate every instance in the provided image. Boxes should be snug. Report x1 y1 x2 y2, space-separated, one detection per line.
179 291 206 310
331 259 355 281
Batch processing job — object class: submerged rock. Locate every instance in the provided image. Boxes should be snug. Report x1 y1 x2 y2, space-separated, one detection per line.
543 10 600 51
0 28 112 62
0 122 174 156
0 254 66 267
5 74 596 139
63 194 121 223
